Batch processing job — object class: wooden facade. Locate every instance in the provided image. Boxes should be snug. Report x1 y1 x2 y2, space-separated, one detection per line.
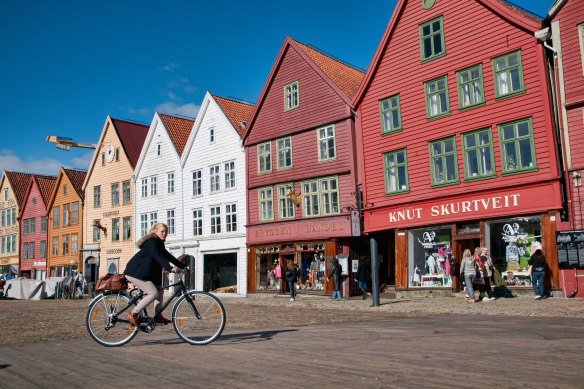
354 0 563 292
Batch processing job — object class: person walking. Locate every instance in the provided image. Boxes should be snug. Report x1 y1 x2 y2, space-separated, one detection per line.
285 260 298 301
74 271 85 299
356 258 370 300
528 249 547 300
328 258 342 301
124 223 187 326
460 249 478 303
480 247 495 300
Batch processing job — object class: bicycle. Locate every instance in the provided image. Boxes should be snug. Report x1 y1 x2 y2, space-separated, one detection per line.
86 269 226 347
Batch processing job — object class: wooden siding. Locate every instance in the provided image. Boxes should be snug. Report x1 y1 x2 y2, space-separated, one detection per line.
567 108 584 169
19 180 49 272
357 0 557 218
246 45 351 146
0 177 20 268
554 2 584 103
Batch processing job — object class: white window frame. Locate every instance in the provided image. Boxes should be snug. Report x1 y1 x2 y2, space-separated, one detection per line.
193 209 203 237
141 178 148 198
210 165 220 193
111 183 119 206
167 172 175 194
150 176 157 196
192 170 202 197
258 142 272 174
317 124 337 162
210 127 215 143
277 136 293 170
226 203 237 232
210 205 221 234
123 217 131 240
284 80 299 111
140 214 148 237
224 161 236 190
149 212 158 227
277 185 295 219
166 209 175 235
301 176 340 217
258 187 274 222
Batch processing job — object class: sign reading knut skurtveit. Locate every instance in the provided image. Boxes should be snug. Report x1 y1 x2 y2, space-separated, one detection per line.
365 182 562 231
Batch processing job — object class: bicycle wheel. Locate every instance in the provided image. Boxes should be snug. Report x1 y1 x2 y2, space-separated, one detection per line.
172 291 226 345
86 292 138 347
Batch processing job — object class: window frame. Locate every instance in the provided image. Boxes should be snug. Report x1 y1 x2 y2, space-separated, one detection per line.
193 208 203 237
498 117 537 175
379 94 402 134
94 186 101 207
192 170 202 197
141 178 148 198
209 164 220 193
492 50 525 99
224 161 236 190
277 185 295 220
122 180 131 204
383 148 409 196
150 176 157 196
257 141 272 174
425 75 450 119
112 219 120 242
276 136 293 170
167 172 175 194
461 128 497 182
284 80 299 111
166 209 175 235
71 234 78 254
62 235 69 255
419 16 446 63
71 202 79 224
140 214 148 237
428 136 460 187
210 205 221 235
63 204 70 226
225 203 237 232
111 183 119 206
258 187 274 222
123 217 131 240
301 176 340 217
53 206 60 227
317 124 337 162
93 220 101 242
456 64 485 110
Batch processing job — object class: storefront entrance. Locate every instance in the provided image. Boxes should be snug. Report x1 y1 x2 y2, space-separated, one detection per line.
203 253 237 292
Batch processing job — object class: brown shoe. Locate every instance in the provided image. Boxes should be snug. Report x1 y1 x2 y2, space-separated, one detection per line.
126 312 140 327
469 298 476 303
155 315 172 325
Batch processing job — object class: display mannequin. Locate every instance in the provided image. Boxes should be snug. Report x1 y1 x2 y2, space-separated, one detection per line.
427 254 436 275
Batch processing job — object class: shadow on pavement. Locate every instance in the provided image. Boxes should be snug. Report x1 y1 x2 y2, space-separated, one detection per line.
136 329 298 346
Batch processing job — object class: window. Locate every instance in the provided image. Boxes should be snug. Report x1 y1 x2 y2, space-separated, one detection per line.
30 218 35 234
258 142 272 174
579 23 584 77
457 64 484 109
40 240 46 259
278 185 295 219
62 235 69 255
210 165 220 193
94 186 101 207
150 176 157 196
276 137 292 169
320 177 339 215
11 207 15 225
167 210 175 235
63 185 67 195
258 187 274 221
11 235 15 253
115 148 119 161
0 236 4 254
224 161 236 189
210 128 215 143
383 149 409 195
71 202 79 224
420 16 445 62
493 51 524 98
302 180 319 217
499 118 537 174
41 216 47 233
23 219 29 235
226 204 237 232
301 176 341 217
193 209 203 236
112 219 120 241
53 207 59 227
462 129 495 181
141 178 148 198
157 143 161 156
149 212 157 227
0 210 4 227
32 197 36 205
167 172 175 194
318 125 336 161
425 76 450 119
380 95 402 134
63 204 70 226
3 188 7 201
101 153 105 166
71 234 78 254
192 170 202 196
210 206 221 234
140 214 148 237
429 137 459 186
284 80 299 111
111 183 119 205
93 220 100 242
122 181 131 204
123 217 131 240
23 242 34 259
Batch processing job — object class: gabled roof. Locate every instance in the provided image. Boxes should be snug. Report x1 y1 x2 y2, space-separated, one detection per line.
37 177 57 206
211 95 254 137
243 36 364 143
158 114 195 156
546 0 567 20
18 174 57 218
2 171 55 208
63 168 87 201
353 0 543 107
112 118 150 169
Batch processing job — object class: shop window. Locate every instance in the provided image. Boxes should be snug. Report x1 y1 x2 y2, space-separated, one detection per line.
457 64 484 109
258 142 272 174
255 248 282 291
419 16 446 62
492 50 524 99
425 75 450 119
408 226 454 288
379 94 402 134
498 118 537 175
258 187 274 221
461 128 496 181
383 149 409 195
429 137 459 186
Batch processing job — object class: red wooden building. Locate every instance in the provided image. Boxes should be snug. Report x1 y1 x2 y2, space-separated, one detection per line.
243 37 366 295
18 174 56 279
353 0 563 294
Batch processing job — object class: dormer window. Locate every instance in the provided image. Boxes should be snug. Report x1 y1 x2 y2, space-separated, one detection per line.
284 81 299 111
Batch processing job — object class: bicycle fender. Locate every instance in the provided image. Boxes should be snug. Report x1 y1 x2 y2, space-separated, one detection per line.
88 293 105 306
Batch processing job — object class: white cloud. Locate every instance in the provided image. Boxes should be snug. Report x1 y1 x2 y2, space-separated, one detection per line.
168 92 179 101
0 149 62 176
69 152 94 170
156 102 199 118
161 62 179 72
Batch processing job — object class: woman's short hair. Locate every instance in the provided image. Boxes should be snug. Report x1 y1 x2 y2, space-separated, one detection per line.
150 223 168 234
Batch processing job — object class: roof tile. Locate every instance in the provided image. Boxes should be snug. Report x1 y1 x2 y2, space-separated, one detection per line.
212 95 254 137
63 168 87 200
36 177 57 207
158 114 195 156
111 119 150 168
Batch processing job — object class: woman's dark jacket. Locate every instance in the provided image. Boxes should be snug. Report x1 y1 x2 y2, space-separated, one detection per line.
285 266 298 283
124 233 185 285
356 261 370 282
328 263 342 291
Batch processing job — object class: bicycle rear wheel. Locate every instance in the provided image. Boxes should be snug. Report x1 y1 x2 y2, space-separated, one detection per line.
86 292 138 347
172 291 226 345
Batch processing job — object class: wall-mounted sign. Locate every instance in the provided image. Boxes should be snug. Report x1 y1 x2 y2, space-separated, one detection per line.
103 210 120 218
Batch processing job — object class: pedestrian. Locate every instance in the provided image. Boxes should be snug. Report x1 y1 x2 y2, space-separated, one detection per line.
460 249 478 303
74 271 85 299
356 258 370 299
528 249 547 300
285 260 298 301
480 247 495 300
124 223 187 326
473 247 486 301
328 258 342 301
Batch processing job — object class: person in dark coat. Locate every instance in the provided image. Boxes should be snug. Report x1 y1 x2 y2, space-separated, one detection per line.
528 249 547 300
328 258 342 301
356 259 370 300
285 260 298 301
124 223 186 326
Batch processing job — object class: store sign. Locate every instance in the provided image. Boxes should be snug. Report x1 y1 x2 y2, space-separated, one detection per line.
103 210 119 218
501 223 527 243
106 248 122 254
350 210 360 236
417 231 437 249
87 257 98 264
33 261 46 267
250 218 351 244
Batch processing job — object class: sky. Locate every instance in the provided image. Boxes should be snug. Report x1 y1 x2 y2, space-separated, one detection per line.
0 0 554 176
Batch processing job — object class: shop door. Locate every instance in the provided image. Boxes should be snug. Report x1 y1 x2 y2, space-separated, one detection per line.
280 254 295 294
458 238 480 256
203 253 237 292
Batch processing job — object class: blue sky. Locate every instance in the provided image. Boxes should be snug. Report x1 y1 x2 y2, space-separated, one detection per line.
0 0 553 176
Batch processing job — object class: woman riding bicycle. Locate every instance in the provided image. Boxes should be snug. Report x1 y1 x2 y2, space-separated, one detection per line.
124 223 186 327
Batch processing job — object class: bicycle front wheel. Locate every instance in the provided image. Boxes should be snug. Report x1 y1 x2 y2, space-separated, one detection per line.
86 292 138 347
172 291 226 345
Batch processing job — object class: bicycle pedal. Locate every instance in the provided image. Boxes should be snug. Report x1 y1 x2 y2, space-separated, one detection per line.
155 322 168 327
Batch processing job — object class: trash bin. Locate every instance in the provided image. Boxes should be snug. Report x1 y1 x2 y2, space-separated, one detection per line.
88 282 95 299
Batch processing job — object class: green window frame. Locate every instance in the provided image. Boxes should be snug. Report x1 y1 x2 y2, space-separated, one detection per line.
425 76 450 119
383 149 409 195
498 117 537 175
317 124 337 162
492 50 525 99
277 185 295 219
429 137 459 186
457 64 485 109
276 136 293 170
419 16 446 62
258 187 274 222
379 95 402 134
258 142 272 174
284 80 299 111
461 129 496 181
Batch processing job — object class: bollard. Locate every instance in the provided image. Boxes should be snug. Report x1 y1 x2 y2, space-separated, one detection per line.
88 282 95 299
